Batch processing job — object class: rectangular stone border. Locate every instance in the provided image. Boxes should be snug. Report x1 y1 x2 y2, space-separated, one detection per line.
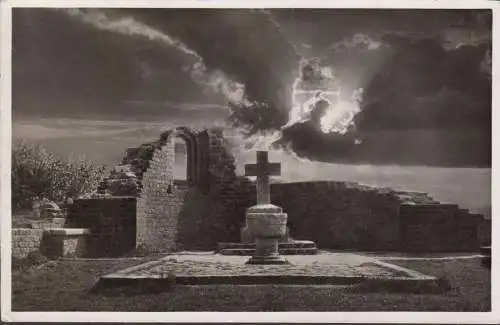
97 257 443 294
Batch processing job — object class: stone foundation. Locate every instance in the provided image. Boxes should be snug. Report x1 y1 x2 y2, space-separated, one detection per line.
41 228 90 258
67 197 136 257
12 229 44 259
12 228 91 259
96 252 445 294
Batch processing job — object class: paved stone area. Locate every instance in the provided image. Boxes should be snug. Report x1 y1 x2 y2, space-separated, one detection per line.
98 251 441 291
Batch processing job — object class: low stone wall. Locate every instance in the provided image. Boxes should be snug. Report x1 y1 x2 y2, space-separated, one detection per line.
219 181 403 250
400 204 482 252
224 181 484 252
42 229 90 258
268 182 402 250
400 204 457 252
67 197 137 257
137 184 230 252
12 228 91 259
478 217 491 245
12 228 44 259
64 125 488 254
63 180 485 255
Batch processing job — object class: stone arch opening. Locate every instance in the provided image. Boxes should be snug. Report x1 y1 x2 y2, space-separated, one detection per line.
173 137 188 186
160 127 199 187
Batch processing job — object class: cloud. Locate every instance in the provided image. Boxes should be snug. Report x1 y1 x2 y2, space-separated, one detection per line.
57 8 247 105
274 34 491 167
359 35 491 130
329 33 382 52
12 9 491 168
128 9 302 131
58 8 201 59
13 9 242 120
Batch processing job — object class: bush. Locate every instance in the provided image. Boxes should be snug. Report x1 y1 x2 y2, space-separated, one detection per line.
12 140 106 211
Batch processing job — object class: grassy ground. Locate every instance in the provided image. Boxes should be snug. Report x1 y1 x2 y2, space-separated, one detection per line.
10 256 490 312
390 259 491 311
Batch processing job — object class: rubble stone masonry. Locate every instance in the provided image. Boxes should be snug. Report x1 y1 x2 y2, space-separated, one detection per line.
12 229 44 259
55 126 490 256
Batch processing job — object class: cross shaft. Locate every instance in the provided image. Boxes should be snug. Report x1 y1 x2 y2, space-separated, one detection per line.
245 151 281 204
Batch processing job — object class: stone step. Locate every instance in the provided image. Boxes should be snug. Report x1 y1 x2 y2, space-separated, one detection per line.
217 240 318 256
218 247 318 256
217 240 317 251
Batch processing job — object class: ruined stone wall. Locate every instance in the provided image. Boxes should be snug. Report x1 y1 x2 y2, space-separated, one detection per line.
12 228 90 259
478 217 491 245
67 197 136 257
11 229 44 258
135 127 241 251
270 182 402 250
131 124 486 252
400 204 482 252
68 125 487 254
135 138 177 251
201 129 247 244
225 180 485 252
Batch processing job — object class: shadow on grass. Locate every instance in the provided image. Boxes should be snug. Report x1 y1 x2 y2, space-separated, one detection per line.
91 280 176 296
344 276 454 295
91 271 177 296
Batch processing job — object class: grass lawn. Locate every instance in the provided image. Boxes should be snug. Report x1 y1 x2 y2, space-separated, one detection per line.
11 257 490 312
390 259 491 311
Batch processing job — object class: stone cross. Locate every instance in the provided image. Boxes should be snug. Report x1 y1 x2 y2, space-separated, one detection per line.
245 151 281 205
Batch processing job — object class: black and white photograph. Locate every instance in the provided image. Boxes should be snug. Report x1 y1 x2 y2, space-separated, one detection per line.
1 0 497 322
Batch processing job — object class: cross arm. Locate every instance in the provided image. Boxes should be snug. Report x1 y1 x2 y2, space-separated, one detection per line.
245 163 281 177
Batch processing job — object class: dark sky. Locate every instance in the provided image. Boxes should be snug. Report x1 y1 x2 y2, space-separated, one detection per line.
12 8 492 167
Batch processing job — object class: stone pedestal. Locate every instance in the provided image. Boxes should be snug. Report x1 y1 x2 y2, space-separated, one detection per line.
244 204 289 265
41 228 90 258
241 225 292 243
